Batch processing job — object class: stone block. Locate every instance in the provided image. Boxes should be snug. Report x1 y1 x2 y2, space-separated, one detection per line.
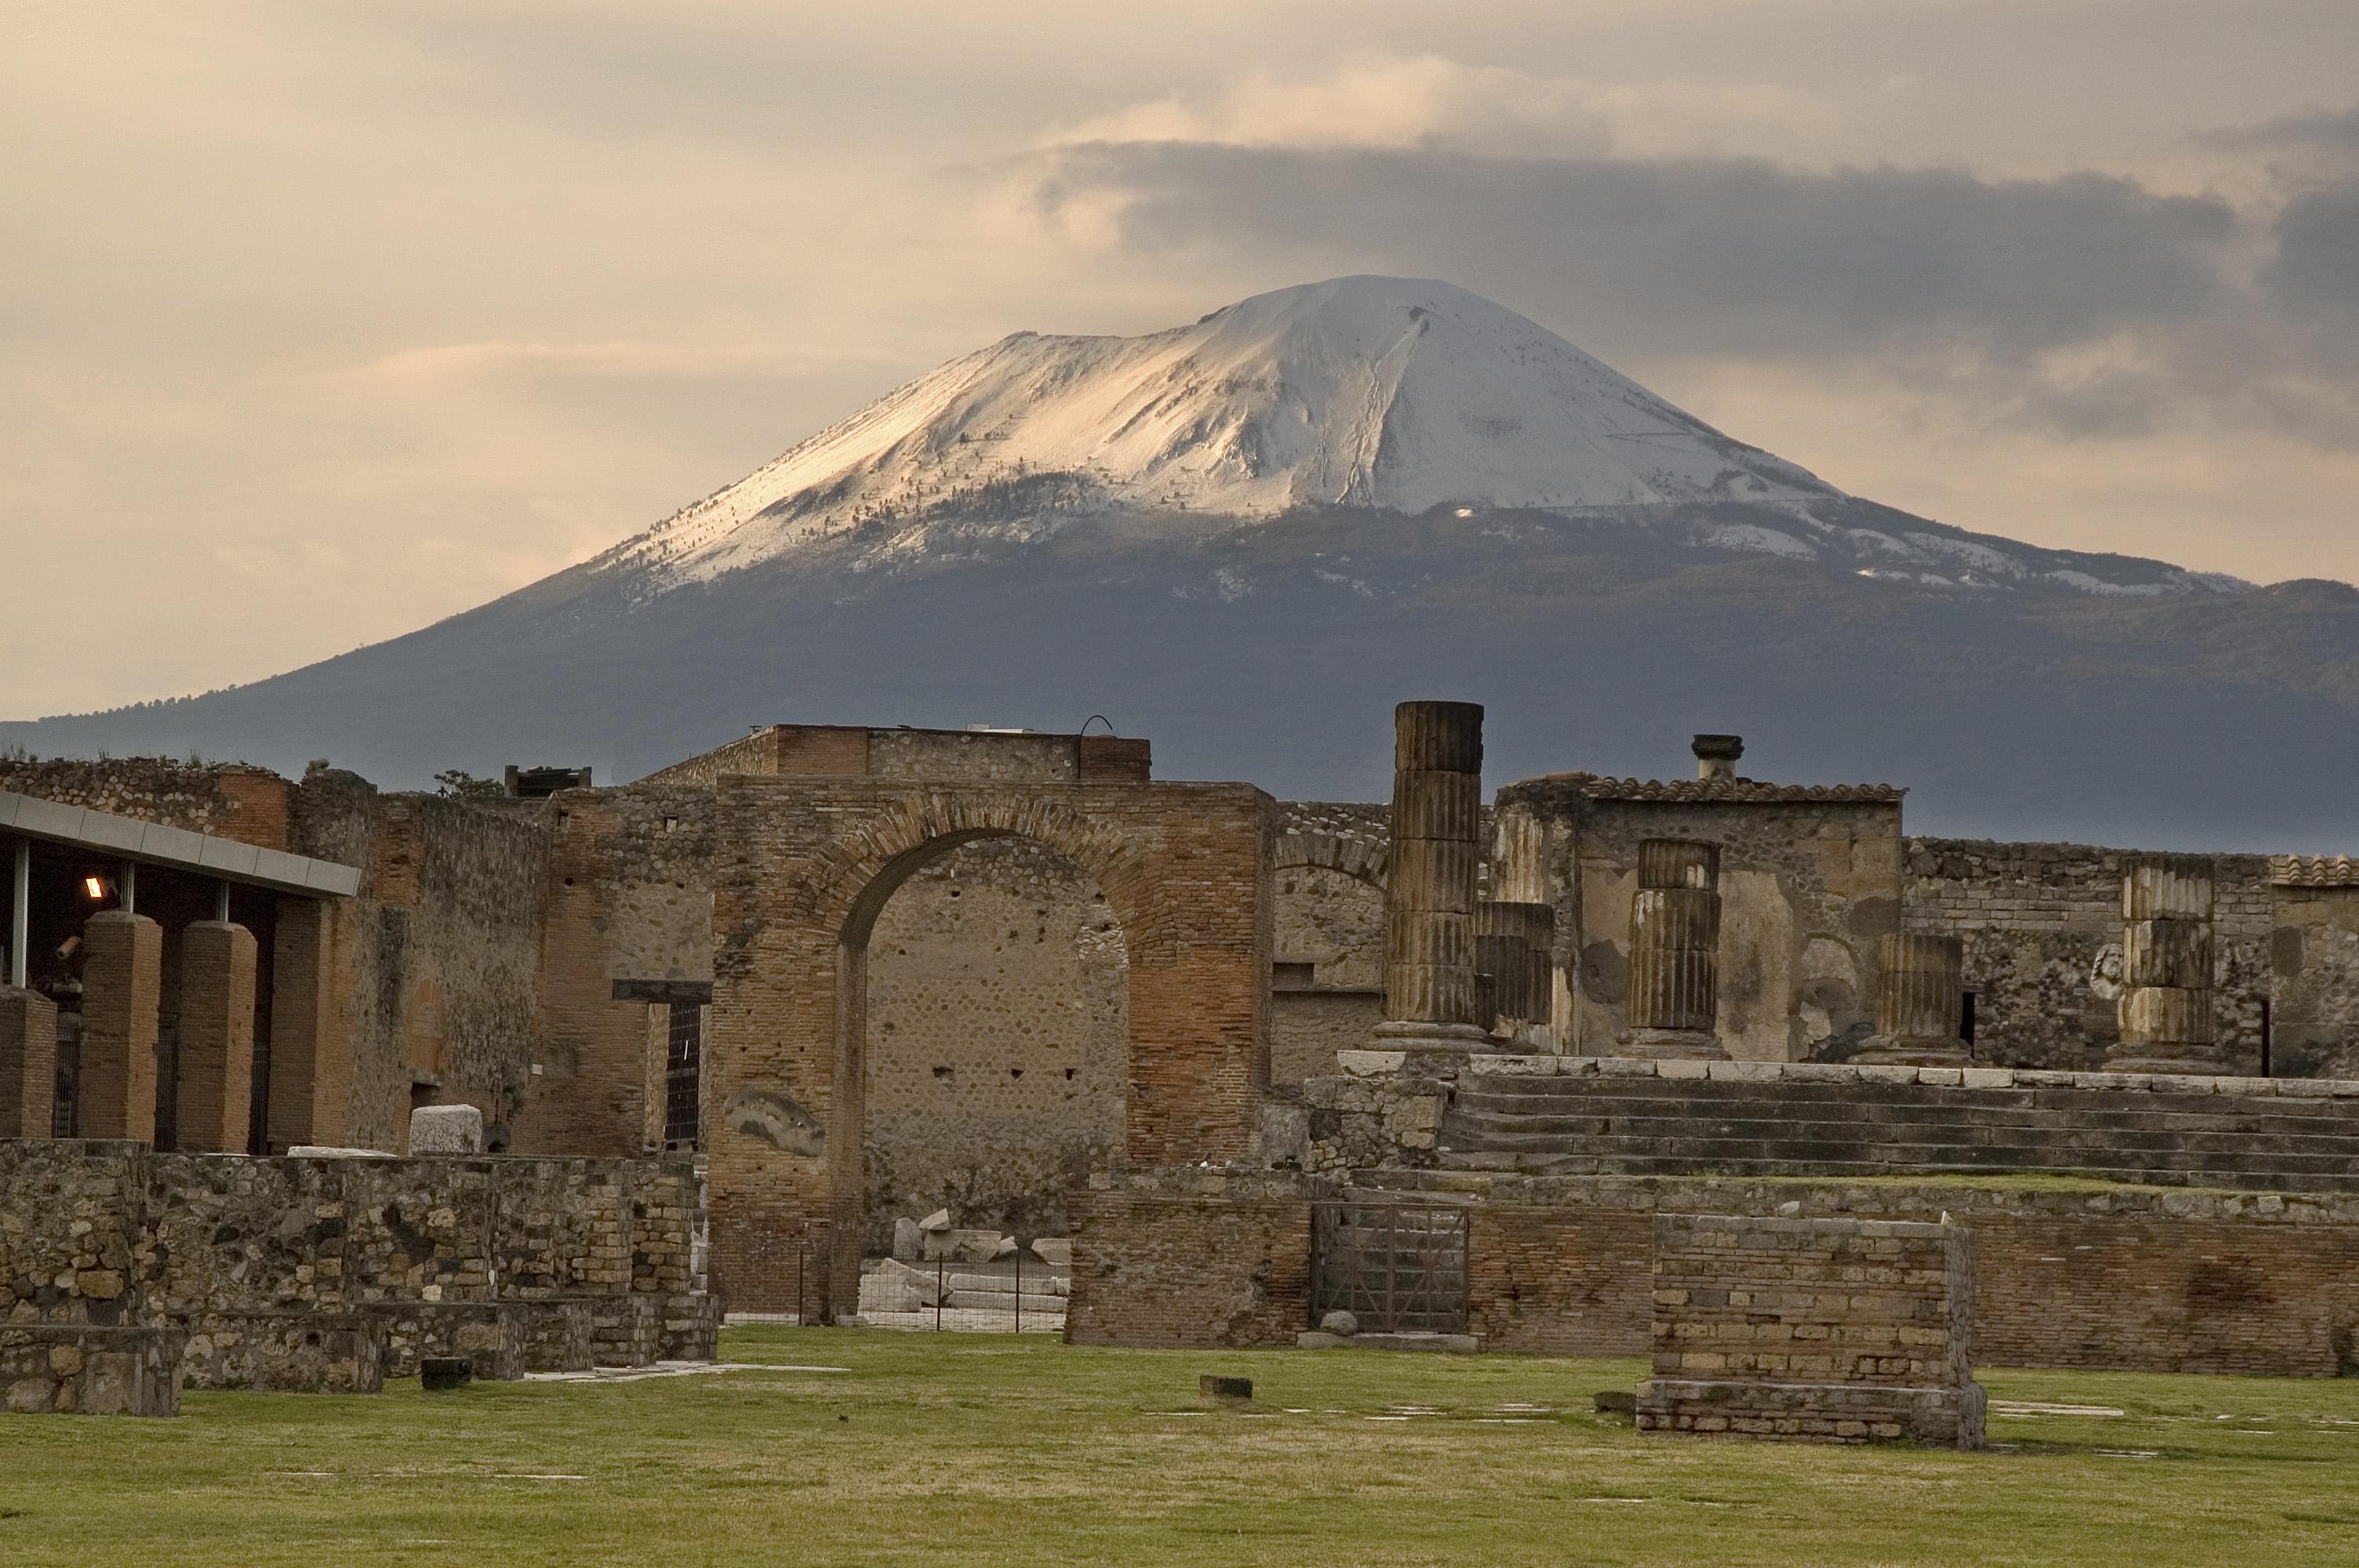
176 1311 383 1393
1029 1237 1074 1269
409 1104 485 1155
0 1324 182 1416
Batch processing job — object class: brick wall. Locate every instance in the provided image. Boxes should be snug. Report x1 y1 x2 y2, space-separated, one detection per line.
707 775 1275 1312
1066 1178 1316 1348
1070 1169 2359 1376
0 757 289 848
1637 1212 1982 1445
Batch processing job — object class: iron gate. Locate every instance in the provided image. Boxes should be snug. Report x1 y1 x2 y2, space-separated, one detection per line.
1310 1201 1470 1334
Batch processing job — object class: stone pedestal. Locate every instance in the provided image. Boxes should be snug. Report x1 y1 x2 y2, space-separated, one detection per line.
174 921 257 1152
1853 933 1969 1066
1377 702 1494 1054
0 985 58 1138
78 910 162 1142
2106 855 2223 1073
1627 840 1724 1060
410 1102 485 1154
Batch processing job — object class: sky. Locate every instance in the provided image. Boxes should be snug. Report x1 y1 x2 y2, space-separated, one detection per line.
6 1 2358 719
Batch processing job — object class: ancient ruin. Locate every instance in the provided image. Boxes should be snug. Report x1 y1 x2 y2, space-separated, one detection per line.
7 700 2359 1420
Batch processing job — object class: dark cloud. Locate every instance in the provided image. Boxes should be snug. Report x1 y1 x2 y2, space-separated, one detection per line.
1035 143 2240 365
2266 182 2359 315
2201 104 2359 154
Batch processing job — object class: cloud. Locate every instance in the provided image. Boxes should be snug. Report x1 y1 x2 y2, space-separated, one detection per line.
1048 57 1848 162
2265 182 2359 316
1028 141 2240 361
2201 104 2359 156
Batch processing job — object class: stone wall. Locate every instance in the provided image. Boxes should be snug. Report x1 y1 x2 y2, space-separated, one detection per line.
863 837 1127 1250
518 783 714 1156
1637 1213 1983 1446
1070 1166 2359 1377
0 757 290 849
707 775 1276 1314
0 1139 708 1384
1064 1171 1325 1347
1494 779 1906 1061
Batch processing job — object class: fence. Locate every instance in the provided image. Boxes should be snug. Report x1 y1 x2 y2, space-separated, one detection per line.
1310 1201 1470 1334
730 1225 1067 1334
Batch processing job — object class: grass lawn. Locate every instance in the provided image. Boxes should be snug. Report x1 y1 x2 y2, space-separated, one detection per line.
3 1327 2357 1566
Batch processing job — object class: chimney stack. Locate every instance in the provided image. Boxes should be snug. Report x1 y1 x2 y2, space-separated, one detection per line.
1692 735 1743 782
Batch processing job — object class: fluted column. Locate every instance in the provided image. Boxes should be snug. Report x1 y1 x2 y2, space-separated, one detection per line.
1476 900 1554 1044
2106 855 2222 1073
1376 701 1492 1050
1627 840 1725 1059
1854 933 1968 1065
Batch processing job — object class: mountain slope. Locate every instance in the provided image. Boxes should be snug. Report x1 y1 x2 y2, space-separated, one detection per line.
6 277 2350 851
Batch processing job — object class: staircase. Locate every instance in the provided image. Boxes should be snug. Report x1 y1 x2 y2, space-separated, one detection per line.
1434 1071 2359 1191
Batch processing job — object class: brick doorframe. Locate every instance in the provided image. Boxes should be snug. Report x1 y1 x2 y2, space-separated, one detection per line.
706 777 1277 1313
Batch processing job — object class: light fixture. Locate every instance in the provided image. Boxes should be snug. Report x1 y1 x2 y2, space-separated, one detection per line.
83 876 107 901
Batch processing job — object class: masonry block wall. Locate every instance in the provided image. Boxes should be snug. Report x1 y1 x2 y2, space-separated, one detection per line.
516 782 714 1157
0 1138 699 1323
1904 839 2273 1073
0 759 292 848
0 988 58 1138
1637 1213 1984 1446
1065 1176 1318 1347
864 837 1127 1250
1068 1171 2359 1377
1494 778 1906 1062
707 775 1275 1312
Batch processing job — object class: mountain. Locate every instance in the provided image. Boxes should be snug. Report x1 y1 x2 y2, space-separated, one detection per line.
9 276 2357 850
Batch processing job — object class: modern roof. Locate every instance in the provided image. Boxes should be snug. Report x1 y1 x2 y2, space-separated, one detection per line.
0 790 362 898
1508 771 1906 805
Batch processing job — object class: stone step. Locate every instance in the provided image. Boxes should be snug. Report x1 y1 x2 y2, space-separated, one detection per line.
1448 1085 2359 1130
1424 1145 2349 1178
1438 1109 2359 1157
1441 1121 2359 1167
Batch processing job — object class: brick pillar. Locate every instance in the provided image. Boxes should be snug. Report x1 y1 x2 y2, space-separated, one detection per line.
2108 855 2221 1073
175 921 258 1152
269 895 351 1149
79 909 163 1141
1377 701 1492 1051
0 986 59 1138
1627 839 1724 1060
1854 933 1968 1066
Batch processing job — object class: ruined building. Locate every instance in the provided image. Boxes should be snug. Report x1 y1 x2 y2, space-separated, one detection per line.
7 703 2359 1390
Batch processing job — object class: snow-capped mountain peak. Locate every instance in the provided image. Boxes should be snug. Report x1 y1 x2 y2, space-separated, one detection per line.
602 275 1839 584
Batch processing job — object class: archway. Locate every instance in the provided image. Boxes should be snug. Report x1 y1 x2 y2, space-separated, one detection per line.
854 833 1127 1271
1270 848 1387 1087
703 776 1274 1316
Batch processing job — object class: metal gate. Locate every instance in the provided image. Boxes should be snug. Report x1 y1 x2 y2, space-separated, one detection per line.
663 1000 702 1149
1310 1202 1470 1334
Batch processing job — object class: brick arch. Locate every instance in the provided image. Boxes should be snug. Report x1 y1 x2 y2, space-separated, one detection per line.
793 793 1167 956
704 775 1275 1315
1273 829 1388 891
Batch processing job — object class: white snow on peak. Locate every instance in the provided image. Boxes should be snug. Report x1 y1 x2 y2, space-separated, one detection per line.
601 276 1840 583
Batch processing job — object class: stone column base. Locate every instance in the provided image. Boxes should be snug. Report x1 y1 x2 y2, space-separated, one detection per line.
2100 1047 2232 1076
1371 1021 1503 1054
1850 1036 1971 1068
1627 1028 1726 1062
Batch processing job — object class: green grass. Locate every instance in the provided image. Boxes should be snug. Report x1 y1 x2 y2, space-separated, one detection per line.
3 1327 2356 1566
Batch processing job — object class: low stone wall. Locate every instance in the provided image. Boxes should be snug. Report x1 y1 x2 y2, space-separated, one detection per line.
1066 1171 1329 1348
0 1139 716 1393
1076 1167 2359 1377
2 1324 184 1416
1635 1214 1984 1446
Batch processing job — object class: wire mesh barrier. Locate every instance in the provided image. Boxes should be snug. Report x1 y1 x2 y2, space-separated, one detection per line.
1310 1201 1470 1334
855 1248 1070 1334
723 1224 1069 1332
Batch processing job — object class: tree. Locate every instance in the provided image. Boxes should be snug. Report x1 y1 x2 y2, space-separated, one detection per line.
434 768 505 800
